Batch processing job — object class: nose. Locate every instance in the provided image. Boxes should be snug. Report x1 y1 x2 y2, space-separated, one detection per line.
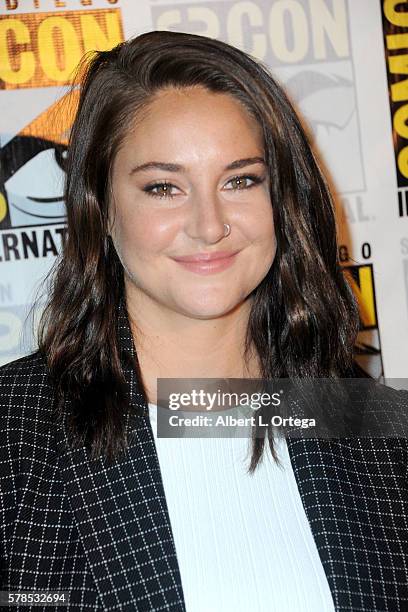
184 190 229 244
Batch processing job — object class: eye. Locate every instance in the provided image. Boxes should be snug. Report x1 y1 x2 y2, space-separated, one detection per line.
142 173 265 199
143 180 179 199
225 174 265 191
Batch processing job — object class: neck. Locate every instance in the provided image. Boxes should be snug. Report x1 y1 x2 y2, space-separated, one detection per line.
125 288 261 404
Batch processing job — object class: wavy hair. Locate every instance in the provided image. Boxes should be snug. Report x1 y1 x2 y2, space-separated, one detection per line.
37 30 360 472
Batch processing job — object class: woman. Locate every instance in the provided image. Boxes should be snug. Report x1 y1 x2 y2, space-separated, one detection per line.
0 30 407 612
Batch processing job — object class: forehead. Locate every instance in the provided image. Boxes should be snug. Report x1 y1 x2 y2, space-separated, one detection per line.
118 85 264 155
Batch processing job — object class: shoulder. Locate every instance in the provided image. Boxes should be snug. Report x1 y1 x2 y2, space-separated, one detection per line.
357 378 408 432
0 353 62 524
0 350 54 406
366 380 408 463
290 378 408 468
337 379 408 473
0 350 49 382
318 377 408 434
0 351 57 447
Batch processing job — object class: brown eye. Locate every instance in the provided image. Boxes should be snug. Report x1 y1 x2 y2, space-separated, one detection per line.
143 181 177 199
226 174 264 191
155 184 171 197
232 177 247 189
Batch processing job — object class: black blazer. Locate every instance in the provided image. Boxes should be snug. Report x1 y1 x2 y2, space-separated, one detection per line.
1 301 408 611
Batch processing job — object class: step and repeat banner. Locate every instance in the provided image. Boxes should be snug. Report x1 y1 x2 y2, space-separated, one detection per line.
0 0 407 378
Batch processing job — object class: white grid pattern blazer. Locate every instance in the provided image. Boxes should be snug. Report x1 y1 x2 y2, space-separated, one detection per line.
1 300 408 611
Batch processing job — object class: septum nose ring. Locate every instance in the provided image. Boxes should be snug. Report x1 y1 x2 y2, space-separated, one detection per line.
224 223 231 237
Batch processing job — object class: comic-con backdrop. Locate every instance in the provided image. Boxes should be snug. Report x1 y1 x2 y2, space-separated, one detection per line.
0 0 407 380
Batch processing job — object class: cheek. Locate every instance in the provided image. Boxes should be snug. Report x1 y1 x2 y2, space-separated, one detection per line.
113 208 177 262
243 201 275 245
242 203 276 273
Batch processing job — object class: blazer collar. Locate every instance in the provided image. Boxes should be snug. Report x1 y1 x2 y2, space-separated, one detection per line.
55 298 396 611
55 298 186 610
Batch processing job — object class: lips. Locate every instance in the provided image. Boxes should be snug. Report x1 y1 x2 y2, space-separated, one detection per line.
171 250 240 275
172 250 240 263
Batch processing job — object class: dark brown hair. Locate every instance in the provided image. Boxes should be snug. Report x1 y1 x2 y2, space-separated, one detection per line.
36 30 360 472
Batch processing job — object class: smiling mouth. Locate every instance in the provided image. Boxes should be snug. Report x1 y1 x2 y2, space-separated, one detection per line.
171 251 239 275
172 250 240 263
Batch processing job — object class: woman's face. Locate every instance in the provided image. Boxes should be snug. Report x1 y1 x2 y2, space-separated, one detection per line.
109 85 276 319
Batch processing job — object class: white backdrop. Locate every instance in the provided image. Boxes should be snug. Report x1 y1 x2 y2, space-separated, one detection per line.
0 0 407 379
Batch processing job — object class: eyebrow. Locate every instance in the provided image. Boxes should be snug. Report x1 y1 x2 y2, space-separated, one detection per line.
129 156 266 176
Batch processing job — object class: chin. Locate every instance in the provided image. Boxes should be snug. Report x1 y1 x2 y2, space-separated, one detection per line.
176 297 245 319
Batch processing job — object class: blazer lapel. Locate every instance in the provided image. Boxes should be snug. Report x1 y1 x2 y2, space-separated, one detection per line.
55 299 186 611
285 433 403 611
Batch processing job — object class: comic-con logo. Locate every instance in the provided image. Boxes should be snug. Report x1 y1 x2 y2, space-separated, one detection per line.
0 9 123 230
381 0 408 216
151 0 365 194
343 262 383 379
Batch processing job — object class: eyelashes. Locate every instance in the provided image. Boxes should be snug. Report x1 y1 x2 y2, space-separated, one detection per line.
142 174 266 199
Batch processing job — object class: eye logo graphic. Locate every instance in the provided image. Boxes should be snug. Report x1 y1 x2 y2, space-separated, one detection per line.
0 8 124 230
0 133 68 230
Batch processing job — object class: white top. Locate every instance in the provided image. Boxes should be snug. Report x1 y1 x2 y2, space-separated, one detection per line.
148 403 335 612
